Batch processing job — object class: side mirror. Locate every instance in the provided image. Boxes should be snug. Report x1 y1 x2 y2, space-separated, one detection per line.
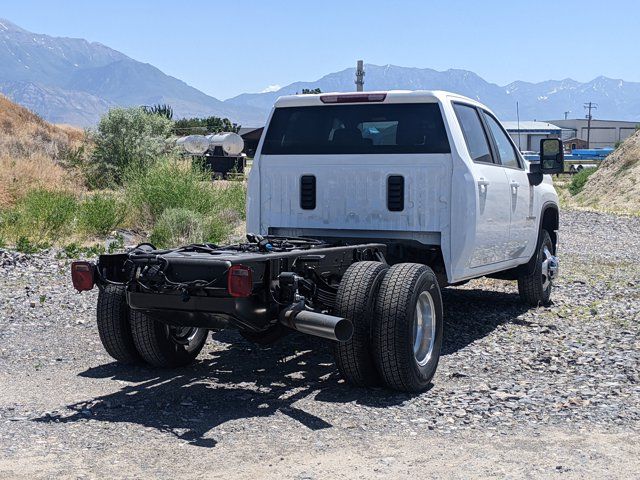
539 138 564 174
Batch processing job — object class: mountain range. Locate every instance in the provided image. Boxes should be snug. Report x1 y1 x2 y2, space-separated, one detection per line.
2 18 640 127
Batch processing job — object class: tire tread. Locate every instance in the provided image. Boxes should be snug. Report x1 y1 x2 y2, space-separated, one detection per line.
333 261 388 386
96 285 140 364
373 263 442 392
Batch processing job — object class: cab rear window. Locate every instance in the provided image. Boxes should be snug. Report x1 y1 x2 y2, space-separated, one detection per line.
261 103 450 155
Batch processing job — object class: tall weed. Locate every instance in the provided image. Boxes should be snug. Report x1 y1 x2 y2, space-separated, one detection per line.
78 193 126 236
4 189 77 243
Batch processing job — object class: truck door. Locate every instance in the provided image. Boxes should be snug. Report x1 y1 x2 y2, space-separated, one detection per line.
481 112 536 260
453 104 511 267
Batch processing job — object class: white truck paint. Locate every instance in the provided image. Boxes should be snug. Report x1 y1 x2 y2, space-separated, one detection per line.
247 90 559 285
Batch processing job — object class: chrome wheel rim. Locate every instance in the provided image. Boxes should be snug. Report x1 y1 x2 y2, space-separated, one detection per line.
168 326 200 345
541 246 559 291
413 291 436 366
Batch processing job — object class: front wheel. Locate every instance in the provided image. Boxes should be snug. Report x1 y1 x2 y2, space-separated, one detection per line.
372 263 443 393
518 229 558 306
130 311 208 367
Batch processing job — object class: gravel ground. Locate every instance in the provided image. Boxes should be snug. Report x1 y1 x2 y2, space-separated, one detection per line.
0 209 639 479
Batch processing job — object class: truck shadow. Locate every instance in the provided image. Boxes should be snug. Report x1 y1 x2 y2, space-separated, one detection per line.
34 286 532 447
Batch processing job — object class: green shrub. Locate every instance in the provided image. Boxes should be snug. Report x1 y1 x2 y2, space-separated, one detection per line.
78 193 126 236
125 159 245 247
90 107 174 186
9 189 77 242
149 208 233 248
15 236 49 253
569 168 598 195
126 160 221 221
219 180 247 220
150 208 205 248
203 215 232 244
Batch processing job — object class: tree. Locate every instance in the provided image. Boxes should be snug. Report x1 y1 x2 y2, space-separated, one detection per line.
143 104 174 120
91 107 174 185
173 116 240 136
301 88 322 94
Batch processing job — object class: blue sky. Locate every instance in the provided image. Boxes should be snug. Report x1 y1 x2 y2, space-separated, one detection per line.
2 0 638 99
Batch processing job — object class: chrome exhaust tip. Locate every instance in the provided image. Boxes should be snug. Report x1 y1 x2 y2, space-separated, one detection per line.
280 309 353 342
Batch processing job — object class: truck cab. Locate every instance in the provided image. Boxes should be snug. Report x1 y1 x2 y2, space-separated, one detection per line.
247 90 561 285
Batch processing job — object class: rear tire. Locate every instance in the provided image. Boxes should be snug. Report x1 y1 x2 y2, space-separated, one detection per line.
130 311 208 367
96 285 140 364
373 263 443 392
332 261 389 387
518 229 555 306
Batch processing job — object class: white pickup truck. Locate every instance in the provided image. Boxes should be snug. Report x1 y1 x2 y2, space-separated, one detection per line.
74 90 562 393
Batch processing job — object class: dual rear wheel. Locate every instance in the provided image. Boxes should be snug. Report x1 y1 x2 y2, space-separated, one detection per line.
333 262 443 393
96 285 207 368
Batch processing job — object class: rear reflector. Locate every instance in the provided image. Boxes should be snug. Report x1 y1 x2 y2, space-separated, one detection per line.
71 261 95 292
228 265 253 297
320 93 386 104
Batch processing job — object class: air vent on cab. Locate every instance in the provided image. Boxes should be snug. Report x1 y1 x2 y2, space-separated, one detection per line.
300 175 316 210
387 175 404 212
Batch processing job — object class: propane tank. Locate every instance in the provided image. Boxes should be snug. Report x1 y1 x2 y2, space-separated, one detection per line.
206 132 244 156
176 135 210 155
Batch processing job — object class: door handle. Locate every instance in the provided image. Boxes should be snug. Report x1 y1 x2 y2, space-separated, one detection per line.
477 178 489 195
510 180 520 194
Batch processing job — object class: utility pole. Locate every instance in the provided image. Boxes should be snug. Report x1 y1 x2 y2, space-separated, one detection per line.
516 101 521 151
355 60 365 92
584 102 597 148
564 111 570 120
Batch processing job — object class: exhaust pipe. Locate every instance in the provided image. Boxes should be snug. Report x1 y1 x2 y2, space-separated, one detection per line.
280 308 353 342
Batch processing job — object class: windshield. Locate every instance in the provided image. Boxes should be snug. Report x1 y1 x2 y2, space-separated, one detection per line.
261 103 450 155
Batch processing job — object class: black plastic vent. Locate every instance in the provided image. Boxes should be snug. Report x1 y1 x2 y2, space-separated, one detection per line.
300 175 316 210
387 175 404 211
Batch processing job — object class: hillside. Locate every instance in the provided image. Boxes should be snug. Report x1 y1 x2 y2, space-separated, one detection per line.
0 18 264 126
576 130 640 213
0 94 82 206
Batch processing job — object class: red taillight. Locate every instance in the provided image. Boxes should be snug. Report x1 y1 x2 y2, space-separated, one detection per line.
227 265 253 297
320 93 386 103
71 261 95 292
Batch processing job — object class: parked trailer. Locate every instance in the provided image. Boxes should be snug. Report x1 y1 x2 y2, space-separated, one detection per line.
177 132 246 179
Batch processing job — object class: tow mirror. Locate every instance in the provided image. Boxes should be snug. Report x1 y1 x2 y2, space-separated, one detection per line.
539 138 564 174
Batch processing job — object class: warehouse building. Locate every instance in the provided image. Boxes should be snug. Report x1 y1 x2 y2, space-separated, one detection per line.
503 121 562 152
545 118 639 148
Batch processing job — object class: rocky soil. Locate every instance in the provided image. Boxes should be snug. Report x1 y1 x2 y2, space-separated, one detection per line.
0 209 639 479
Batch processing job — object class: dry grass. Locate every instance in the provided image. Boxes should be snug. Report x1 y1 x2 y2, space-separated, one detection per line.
0 94 87 207
0 95 85 159
0 155 78 208
575 130 640 214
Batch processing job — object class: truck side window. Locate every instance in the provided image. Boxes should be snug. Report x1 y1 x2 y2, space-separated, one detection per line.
453 104 493 164
483 113 521 169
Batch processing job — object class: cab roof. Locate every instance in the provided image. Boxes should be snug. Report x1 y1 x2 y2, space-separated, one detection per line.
273 90 490 111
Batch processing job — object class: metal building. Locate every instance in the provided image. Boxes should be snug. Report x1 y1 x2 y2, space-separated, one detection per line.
502 121 562 152
545 119 639 148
